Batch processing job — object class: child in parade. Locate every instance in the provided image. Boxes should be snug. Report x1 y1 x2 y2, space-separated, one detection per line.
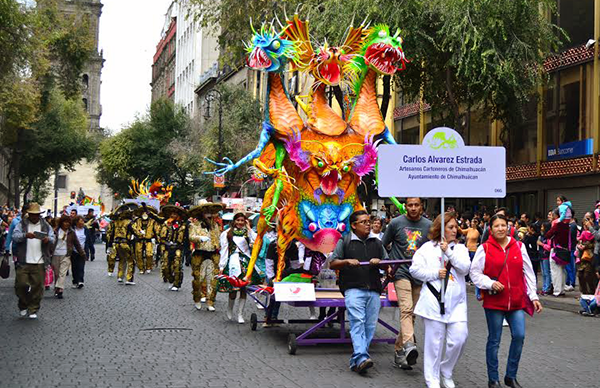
218 212 259 323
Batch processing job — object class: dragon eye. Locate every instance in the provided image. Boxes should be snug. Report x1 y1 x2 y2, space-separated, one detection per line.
317 161 324 168
378 30 387 38
271 40 281 50
342 165 350 172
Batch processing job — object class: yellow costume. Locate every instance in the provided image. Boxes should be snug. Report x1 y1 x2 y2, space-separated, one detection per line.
188 203 224 310
130 206 158 273
159 205 188 290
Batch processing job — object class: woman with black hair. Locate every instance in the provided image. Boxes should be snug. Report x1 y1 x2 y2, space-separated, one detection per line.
218 212 258 323
471 214 542 388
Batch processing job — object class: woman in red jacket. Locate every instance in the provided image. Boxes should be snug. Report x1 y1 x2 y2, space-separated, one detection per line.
470 214 543 388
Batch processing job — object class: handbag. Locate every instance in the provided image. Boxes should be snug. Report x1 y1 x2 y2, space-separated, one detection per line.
552 228 572 265
44 265 54 287
522 277 535 317
0 254 9 279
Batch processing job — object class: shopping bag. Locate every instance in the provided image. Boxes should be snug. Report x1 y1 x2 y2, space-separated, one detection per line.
387 282 398 302
44 266 54 287
0 254 9 279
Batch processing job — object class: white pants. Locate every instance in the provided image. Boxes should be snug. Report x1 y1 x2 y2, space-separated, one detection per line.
422 318 468 388
550 259 566 295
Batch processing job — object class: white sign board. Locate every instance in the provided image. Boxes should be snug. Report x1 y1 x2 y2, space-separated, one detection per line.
274 282 316 302
378 127 506 198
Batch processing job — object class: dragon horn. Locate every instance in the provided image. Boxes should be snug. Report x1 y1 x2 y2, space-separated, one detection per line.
249 17 257 35
393 28 401 39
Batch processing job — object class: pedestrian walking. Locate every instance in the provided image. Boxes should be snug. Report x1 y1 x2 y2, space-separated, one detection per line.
470 214 542 388
12 203 56 319
330 210 389 375
410 212 470 388
51 215 85 299
382 197 432 370
84 208 99 261
71 216 88 289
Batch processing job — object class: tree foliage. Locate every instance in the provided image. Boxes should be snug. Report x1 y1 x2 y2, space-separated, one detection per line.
97 99 200 203
0 0 96 206
184 0 563 130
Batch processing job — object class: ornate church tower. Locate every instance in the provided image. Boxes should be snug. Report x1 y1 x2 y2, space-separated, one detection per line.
59 0 104 131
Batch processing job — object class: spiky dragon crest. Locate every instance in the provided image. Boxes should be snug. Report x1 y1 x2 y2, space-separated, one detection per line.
245 22 299 72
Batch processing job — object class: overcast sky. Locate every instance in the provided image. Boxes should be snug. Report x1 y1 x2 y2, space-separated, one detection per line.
99 0 174 133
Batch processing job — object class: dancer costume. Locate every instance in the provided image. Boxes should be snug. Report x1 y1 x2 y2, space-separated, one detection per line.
218 226 260 292
188 203 224 307
111 204 138 282
159 205 188 288
131 206 158 273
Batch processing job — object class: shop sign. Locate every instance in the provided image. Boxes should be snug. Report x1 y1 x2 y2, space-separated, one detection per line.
213 174 225 188
547 139 593 161
378 127 506 198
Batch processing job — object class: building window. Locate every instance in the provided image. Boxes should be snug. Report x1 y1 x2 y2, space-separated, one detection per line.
57 175 67 190
82 98 88 112
82 74 89 89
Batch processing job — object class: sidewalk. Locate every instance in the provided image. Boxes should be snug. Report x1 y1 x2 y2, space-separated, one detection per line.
466 285 584 314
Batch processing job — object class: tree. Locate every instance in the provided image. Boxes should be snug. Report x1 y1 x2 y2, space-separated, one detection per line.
185 0 563 132
19 87 95 204
97 99 200 203
0 0 95 206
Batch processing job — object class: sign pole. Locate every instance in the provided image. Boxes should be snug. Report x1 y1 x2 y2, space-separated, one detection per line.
440 197 446 313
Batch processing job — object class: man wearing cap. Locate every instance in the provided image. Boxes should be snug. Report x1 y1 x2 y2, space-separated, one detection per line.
12 203 55 319
131 204 159 274
188 202 223 311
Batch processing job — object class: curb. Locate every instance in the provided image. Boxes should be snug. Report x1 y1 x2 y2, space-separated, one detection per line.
466 285 582 314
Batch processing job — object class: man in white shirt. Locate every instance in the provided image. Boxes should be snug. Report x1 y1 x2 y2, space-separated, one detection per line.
12 203 55 319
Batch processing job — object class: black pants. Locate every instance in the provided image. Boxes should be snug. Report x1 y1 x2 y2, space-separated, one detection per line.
85 241 96 261
71 252 85 285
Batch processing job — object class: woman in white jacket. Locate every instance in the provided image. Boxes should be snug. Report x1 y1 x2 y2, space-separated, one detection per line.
410 212 471 388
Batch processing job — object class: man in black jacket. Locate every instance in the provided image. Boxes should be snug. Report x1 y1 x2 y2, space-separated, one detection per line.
330 210 388 375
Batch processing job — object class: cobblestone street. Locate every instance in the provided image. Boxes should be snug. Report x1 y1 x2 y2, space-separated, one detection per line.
1 245 599 388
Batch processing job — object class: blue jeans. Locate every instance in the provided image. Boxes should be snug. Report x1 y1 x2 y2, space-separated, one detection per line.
579 298 598 314
541 259 552 292
484 308 526 382
565 253 576 287
345 288 381 368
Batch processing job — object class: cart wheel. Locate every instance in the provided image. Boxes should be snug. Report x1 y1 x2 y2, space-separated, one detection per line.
250 313 258 331
288 333 297 355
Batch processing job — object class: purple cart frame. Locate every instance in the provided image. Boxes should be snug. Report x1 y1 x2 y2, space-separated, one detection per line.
247 260 411 355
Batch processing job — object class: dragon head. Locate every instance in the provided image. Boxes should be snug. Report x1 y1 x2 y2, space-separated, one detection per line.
284 131 378 199
312 43 351 86
148 180 173 206
359 25 406 76
246 23 298 72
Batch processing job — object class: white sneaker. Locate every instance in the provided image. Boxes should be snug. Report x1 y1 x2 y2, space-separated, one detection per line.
503 319 509 327
117 278 123 283
200 297 206 303
139 271 144 275
145 269 151 274
441 375 456 388
564 285 574 292
226 309 233 320
107 272 113 277
194 302 202 310
71 284 78 289
309 314 318 320
28 313 38 319
19 309 27 317
207 306 216 312
125 281 136 285
170 286 179 291
237 315 245 324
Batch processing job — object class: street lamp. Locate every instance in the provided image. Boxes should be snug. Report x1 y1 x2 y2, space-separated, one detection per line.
204 89 223 161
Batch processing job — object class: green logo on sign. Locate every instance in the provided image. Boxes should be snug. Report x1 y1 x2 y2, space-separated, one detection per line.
427 131 458 150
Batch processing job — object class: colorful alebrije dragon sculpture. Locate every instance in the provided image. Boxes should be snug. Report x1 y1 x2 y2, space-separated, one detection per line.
208 17 407 282
129 178 173 206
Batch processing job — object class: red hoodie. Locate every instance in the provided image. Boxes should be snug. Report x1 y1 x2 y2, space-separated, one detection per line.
482 237 525 311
